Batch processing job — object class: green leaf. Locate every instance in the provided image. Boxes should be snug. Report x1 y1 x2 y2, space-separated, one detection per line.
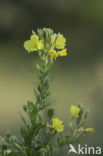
20 115 29 129
20 127 28 141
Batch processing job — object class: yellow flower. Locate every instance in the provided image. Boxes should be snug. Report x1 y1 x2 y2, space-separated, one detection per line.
70 105 80 118
24 40 37 52
50 33 66 49
58 49 67 56
55 34 66 49
49 49 58 59
84 128 94 133
52 118 64 132
24 34 43 52
30 34 43 50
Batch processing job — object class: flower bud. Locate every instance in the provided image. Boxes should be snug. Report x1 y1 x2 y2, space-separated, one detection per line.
70 105 80 118
84 128 94 133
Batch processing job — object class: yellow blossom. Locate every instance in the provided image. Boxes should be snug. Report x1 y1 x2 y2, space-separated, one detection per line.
49 49 58 59
24 40 37 52
24 34 43 52
52 118 64 132
30 34 43 50
70 105 80 118
58 49 67 56
55 34 66 49
84 128 94 133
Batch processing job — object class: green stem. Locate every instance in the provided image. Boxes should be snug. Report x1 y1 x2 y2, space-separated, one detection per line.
36 54 51 110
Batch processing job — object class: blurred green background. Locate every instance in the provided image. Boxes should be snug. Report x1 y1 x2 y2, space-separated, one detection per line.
0 0 103 155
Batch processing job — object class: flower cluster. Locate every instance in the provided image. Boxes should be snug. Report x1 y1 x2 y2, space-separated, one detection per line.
47 104 94 135
49 33 67 59
70 104 94 135
24 29 67 59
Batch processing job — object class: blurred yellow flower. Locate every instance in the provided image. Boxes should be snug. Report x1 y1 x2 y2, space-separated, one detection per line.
58 49 67 56
24 34 43 52
52 118 64 132
24 40 36 52
50 33 66 50
84 128 94 133
77 127 94 133
55 34 66 49
49 49 58 59
70 105 80 118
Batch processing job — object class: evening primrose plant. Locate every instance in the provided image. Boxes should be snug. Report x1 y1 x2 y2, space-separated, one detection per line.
0 28 94 156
